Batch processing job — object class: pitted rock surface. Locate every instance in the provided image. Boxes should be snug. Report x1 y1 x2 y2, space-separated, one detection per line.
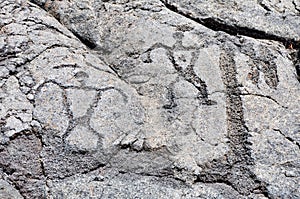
0 0 299 198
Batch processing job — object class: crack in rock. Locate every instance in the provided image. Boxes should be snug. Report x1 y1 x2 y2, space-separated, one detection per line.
1 0 299 198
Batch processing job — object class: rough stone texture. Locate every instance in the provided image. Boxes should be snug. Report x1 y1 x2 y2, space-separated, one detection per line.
0 0 299 198
0 179 24 199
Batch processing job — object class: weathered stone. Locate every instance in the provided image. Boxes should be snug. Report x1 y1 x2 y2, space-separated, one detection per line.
0 179 24 199
66 88 97 119
1 0 299 198
66 125 99 151
33 82 69 135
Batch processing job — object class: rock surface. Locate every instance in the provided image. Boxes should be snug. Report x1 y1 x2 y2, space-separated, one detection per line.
0 0 299 198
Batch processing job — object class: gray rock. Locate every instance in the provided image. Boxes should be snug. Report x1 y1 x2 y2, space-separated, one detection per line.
0 179 24 199
161 0 300 42
0 0 299 198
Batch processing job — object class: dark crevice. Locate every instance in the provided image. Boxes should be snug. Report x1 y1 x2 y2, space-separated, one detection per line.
162 83 177 109
240 93 288 109
6 130 33 142
160 1 300 49
257 0 272 12
52 63 80 69
117 169 187 185
290 49 300 82
22 18 73 39
15 43 70 69
41 160 107 180
71 31 97 49
0 173 25 198
160 1 300 84
292 0 300 13
273 129 300 150
8 70 18 76
28 1 97 49
80 163 107 175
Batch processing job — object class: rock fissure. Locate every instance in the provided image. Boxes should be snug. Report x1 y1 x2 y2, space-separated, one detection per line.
160 0 300 48
160 0 300 84
240 93 287 109
292 0 300 13
1 0 299 198
273 129 300 150
28 1 97 49
257 0 272 12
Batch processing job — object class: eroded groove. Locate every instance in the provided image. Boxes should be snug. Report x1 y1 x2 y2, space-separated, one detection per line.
160 0 300 48
274 129 300 150
240 93 288 109
28 1 97 49
292 0 300 13
195 46 270 197
71 30 97 49
291 49 300 82
4 1 296 198
257 0 272 12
